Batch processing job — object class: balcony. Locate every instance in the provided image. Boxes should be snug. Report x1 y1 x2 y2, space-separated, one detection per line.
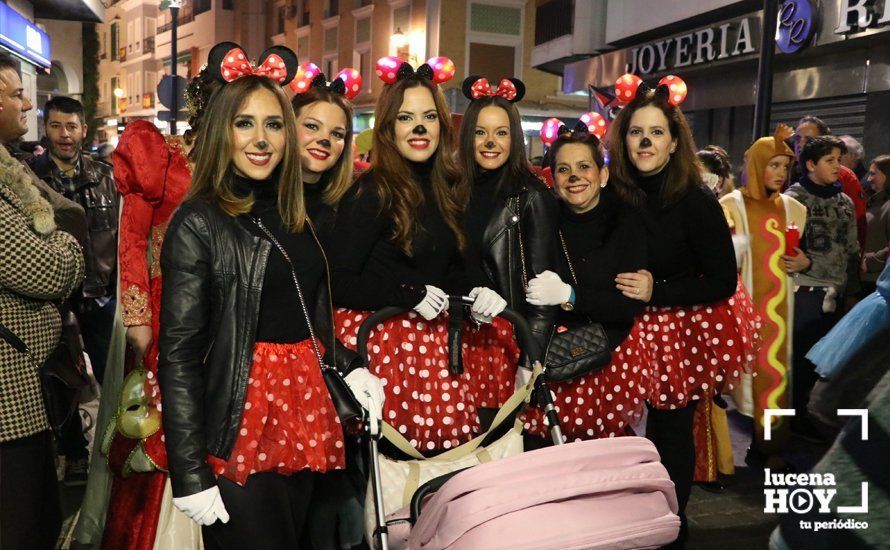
142 92 155 109
535 0 573 46
118 47 127 62
531 0 608 76
158 6 195 34
144 37 155 53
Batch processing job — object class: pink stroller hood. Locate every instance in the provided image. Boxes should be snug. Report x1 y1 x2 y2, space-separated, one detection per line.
408 437 680 550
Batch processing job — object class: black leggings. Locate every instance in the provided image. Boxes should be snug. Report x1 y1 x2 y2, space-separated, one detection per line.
202 471 318 550
646 402 698 515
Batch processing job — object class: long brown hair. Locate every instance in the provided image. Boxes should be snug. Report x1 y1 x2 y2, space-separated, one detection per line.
187 75 307 231
369 77 465 254
607 89 702 207
291 88 355 208
458 96 532 195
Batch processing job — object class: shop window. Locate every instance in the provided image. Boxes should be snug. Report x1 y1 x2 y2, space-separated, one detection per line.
468 42 516 80
470 3 521 36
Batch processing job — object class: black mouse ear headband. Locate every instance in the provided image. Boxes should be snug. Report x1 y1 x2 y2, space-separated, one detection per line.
206 42 299 86
461 75 526 103
375 56 455 85
288 62 364 100
614 73 688 106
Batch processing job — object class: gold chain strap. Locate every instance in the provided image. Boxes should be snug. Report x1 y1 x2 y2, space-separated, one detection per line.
558 231 578 286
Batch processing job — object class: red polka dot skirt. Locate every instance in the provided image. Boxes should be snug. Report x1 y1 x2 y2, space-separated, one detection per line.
334 308 482 452
626 278 761 410
521 342 648 442
461 317 520 409
208 340 345 486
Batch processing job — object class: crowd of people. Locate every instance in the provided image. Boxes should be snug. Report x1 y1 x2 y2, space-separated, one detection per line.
1 39 888 550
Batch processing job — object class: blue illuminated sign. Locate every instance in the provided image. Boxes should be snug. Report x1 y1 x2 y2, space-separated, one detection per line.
0 4 51 68
776 0 816 54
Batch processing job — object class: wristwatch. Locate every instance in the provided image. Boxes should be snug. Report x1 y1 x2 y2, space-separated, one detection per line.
561 287 575 312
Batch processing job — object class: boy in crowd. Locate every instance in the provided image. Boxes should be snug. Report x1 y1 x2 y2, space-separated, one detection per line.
784 136 860 431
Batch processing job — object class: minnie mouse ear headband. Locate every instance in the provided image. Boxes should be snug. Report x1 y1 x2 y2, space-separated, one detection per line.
461 75 525 102
206 41 299 86
613 73 688 106
375 56 455 85
540 112 608 147
289 62 364 100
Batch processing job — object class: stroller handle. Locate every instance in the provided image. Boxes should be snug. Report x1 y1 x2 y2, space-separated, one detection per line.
355 295 542 367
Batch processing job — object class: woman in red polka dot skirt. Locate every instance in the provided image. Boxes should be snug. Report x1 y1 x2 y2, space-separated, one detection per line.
157 57 383 550
453 75 560 419
520 124 652 444
604 78 760 545
329 57 510 453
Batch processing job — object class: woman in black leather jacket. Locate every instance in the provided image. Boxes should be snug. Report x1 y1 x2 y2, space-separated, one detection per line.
456 76 559 413
157 53 383 549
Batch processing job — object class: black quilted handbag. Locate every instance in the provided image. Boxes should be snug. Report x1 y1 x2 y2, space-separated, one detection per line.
518 217 611 382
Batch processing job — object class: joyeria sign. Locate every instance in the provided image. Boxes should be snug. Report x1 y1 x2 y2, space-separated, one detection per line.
775 0 816 54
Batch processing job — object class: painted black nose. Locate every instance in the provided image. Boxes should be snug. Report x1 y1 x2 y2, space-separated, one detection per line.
639 137 652 148
318 138 331 148
413 125 427 135
485 140 495 149
568 175 580 183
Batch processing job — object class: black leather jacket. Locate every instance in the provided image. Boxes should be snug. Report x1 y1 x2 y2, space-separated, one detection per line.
157 199 362 497
481 174 559 351
29 152 118 299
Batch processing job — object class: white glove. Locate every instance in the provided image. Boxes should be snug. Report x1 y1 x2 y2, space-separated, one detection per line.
413 285 448 320
172 486 230 526
515 366 532 389
344 368 385 420
525 270 572 306
468 287 507 324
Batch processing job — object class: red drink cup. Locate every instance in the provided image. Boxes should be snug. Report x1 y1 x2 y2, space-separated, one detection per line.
786 224 800 256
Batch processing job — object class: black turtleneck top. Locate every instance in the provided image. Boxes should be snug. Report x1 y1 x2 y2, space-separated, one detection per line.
558 188 647 348
635 170 736 306
234 173 324 343
329 160 460 310
461 166 508 289
304 175 336 247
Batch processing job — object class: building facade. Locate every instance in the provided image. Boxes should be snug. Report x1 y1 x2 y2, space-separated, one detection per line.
268 0 577 156
96 0 265 143
534 0 890 169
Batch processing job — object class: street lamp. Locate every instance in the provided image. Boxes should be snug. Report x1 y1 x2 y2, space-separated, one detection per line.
390 27 409 50
160 0 183 135
113 87 125 98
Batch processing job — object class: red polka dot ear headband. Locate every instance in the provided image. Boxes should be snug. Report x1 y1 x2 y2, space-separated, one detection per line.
613 73 688 106
540 112 608 147
288 62 364 100
207 41 299 86
375 56 455 85
461 75 525 102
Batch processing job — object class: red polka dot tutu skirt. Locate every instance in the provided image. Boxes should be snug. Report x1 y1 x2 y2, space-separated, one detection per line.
626 279 761 410
335 308 489 452
461 317 520 409
521 343 647 442
208 340 345 485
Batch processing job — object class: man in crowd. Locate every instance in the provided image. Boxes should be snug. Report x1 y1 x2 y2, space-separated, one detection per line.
785 136 860 436
838 134 868 186
28 96 118 483
794 116 867 251
0 52 86 550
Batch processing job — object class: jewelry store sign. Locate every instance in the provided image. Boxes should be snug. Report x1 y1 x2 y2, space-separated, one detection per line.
625 16 759 75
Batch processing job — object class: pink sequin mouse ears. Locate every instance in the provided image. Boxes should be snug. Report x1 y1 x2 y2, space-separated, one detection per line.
375 56 455 85
288 62 364 100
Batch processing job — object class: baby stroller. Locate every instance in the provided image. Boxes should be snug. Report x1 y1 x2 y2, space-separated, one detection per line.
359 297 681 550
